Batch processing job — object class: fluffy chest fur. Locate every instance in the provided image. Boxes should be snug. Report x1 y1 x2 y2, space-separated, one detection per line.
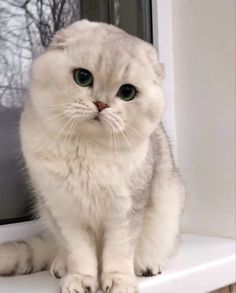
23 120 150 226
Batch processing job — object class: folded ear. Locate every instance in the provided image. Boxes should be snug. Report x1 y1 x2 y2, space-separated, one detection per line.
156 62 165 83
48 29 69 50
48 20 93 50
147 49 165 84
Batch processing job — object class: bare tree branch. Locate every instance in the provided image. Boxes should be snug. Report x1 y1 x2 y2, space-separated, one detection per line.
0 0 81 107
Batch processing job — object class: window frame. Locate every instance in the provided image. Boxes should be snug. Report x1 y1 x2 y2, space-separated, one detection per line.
152 0 177 157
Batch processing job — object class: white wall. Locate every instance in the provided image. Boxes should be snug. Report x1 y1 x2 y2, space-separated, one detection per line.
172 0 235 238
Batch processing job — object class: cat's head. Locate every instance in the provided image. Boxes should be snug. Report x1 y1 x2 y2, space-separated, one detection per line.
30 20 165 148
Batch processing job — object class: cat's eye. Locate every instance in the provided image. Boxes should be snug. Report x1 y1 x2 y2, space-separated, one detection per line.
73 68 93 87
117 84 136 101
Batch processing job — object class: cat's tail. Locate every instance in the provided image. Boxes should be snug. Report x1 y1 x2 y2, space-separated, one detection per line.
0 232 56 276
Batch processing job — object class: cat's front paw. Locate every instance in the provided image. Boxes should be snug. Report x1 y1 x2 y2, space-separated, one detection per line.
101 272 138 293
50 254 67 279
61 273 98 293
134 265 161 277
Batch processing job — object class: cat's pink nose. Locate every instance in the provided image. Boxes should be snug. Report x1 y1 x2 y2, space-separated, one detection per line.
94 101 109 112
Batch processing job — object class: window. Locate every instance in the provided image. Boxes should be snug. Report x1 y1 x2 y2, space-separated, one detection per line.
0 0 153 224
0 2 235 292
81 0 152 42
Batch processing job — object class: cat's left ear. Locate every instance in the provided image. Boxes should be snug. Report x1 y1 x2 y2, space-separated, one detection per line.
145 46 165 84
156 62 165 84
151 60 165 84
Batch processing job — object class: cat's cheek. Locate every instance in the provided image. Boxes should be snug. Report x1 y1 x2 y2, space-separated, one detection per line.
99 119 115 134
64 108 97 122
99 114 125 134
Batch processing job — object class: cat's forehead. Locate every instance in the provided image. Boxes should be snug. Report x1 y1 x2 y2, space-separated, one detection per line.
69 26 150 61
65 23 156 81
46 21 161 85
68 20 148 50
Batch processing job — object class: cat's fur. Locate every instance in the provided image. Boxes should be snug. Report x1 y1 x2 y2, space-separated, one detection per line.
0 20 185 293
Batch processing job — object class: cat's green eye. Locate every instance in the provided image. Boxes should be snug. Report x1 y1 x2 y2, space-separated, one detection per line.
117 84 136 101
73 68 93 87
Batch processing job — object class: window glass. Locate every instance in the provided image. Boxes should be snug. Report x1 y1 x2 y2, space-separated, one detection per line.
81 0 152 42
0 0 152 224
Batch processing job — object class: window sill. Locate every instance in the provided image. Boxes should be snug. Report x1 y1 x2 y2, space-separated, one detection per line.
0 222 235 293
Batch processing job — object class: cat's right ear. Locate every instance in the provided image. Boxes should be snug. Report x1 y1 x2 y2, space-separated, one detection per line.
47 20 92 51
48 29 69 50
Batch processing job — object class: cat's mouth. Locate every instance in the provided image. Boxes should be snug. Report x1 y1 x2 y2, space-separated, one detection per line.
91 113 101 123
93 116 100 121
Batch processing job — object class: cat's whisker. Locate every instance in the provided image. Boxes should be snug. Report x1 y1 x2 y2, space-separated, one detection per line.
38 112 66 127
113 131 120 152
119 131 132 150
109 131 115 151
30 103 68 111
32 112 66 138
127 125 143 138
117 132 123 151
63 118 73 145
56 116 75 140
110 130 116 152
35 117 67 141
64 117 78 145
108 132 114 151
115 132 120 152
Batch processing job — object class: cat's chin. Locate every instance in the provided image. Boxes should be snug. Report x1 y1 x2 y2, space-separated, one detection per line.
89 116 102 125
81 119 123 139
92 115 101 122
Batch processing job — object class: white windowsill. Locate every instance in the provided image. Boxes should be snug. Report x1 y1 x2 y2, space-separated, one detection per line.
0 222 235 293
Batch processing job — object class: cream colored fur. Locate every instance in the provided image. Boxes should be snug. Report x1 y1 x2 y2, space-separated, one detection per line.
0 20 185 293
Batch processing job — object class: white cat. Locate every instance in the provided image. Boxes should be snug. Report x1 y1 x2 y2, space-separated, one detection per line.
0 20 185 293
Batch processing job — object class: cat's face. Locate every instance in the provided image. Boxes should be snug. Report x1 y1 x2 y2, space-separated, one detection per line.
30 20 164 147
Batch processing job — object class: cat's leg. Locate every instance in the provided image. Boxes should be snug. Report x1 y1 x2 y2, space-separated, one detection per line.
50 251 67 279
58 226 98 293
40 199 98 293
39 207 68 279
101 218 138 293
134 173 185 277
